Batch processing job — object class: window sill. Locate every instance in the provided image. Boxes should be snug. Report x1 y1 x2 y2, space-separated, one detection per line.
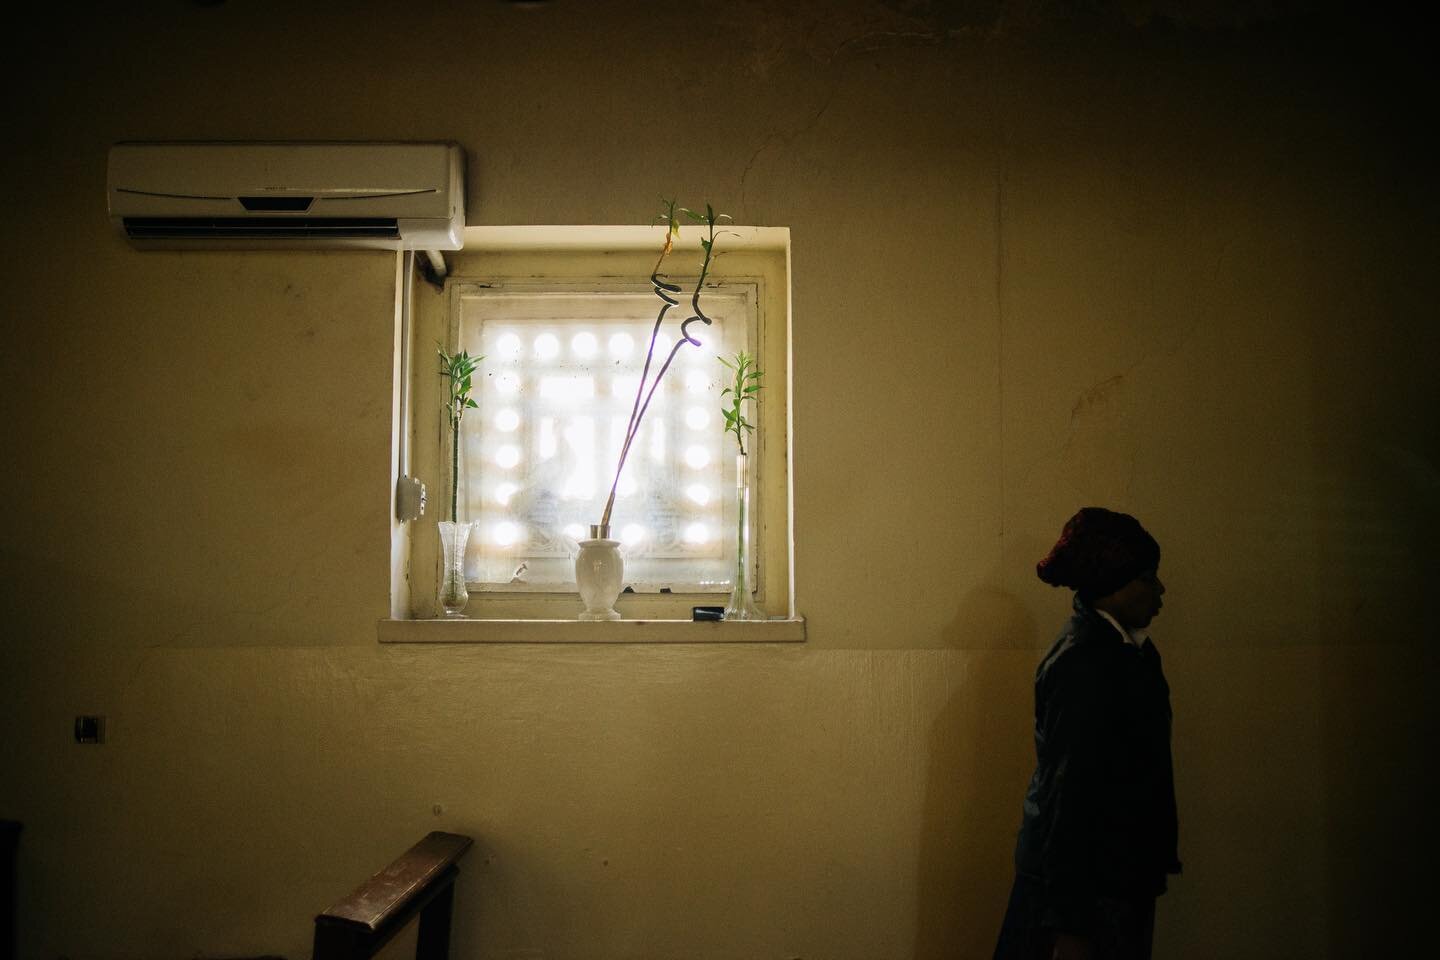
377 616 806 645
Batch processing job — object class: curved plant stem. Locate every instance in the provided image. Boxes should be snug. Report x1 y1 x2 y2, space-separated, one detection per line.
599 200 726 530
618 273 679 476
450 414 460 522
601 271 677 530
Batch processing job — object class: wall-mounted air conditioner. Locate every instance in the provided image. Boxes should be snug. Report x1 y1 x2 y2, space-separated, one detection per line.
107 141 465 250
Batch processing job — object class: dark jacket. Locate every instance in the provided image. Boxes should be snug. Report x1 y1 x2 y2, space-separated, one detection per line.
1013 595 1181 935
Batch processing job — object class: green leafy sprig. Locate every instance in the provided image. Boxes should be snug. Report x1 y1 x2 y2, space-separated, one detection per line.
720 351 763 457
438 346 482 523
679 202 732 327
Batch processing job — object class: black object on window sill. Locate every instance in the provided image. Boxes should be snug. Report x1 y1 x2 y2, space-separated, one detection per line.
692 606 724 621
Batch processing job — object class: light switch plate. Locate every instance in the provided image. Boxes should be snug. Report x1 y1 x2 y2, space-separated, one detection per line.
396 476 427 522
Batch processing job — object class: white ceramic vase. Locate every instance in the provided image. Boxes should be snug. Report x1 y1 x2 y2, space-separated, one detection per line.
575 527 624 620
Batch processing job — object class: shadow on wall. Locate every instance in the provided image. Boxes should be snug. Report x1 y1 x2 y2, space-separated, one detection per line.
1313 442 1437 956
914 583 1039 960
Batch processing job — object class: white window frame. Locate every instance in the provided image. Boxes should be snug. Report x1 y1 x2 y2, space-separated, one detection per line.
398 226 793 625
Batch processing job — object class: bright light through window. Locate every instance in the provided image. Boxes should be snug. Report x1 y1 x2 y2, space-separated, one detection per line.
571 332 598 357
608 332 634 357
496 333 523 361
453 282 756 592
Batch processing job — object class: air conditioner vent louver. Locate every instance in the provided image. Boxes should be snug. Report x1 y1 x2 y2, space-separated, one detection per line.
123 216 400 240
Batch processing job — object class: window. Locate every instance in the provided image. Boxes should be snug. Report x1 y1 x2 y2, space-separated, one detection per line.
453 279 755 593
404 227 792 623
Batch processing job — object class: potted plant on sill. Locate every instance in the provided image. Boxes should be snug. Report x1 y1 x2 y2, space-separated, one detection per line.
575 199 731 621
437 346 482 617
720 350 764 620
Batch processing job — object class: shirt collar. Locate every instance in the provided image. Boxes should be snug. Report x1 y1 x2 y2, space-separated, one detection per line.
1095 608 1149 648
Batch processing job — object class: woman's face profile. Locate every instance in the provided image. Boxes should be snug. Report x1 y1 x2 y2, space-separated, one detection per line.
1098 570 1165 629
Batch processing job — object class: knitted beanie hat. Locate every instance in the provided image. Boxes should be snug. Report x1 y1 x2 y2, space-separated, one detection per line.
1036 507 1160 599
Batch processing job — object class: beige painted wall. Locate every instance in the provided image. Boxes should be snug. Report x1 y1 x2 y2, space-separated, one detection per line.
2 2 1434 958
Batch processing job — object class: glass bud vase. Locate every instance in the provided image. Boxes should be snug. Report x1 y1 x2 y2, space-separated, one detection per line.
438 520 472 618
724 453 765 620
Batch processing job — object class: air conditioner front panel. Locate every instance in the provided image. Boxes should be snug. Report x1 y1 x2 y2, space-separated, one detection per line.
107 141 465 250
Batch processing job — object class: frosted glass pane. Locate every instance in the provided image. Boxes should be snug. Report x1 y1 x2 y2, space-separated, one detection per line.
455 288 754 592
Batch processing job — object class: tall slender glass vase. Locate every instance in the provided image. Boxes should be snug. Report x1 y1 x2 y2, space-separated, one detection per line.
724 453 764 620
438 520 472 618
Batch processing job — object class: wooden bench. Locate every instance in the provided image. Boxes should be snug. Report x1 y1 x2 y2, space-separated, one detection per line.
312 832 473 960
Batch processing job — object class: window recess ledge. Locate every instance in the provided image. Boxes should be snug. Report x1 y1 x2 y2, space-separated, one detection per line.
377 617 806 645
